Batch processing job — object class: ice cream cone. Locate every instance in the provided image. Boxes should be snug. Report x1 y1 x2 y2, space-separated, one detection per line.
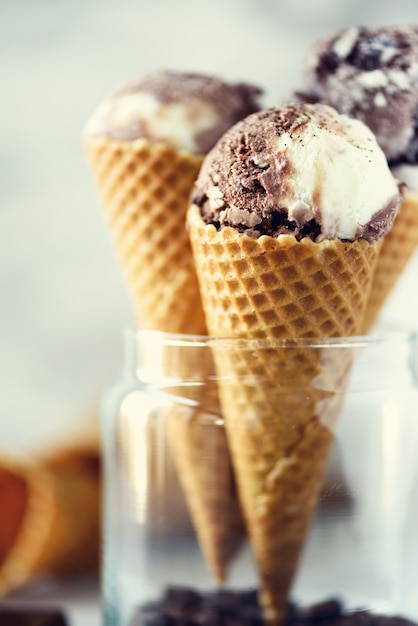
84 72 263 583
363 190 418 331
84 136 206 334
131 329 245 581
188 204 381 622
165 403 245 583
0 455 100 596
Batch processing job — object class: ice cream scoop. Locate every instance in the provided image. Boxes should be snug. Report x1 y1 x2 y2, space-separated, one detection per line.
84 70 262 154
192 103 402 243
299 25 418 165
297 26 418 329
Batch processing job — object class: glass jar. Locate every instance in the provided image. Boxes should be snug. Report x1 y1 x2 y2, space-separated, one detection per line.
101 330 418 626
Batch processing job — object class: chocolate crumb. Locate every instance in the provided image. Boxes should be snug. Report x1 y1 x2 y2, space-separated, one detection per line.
129 587 417 626
0 606 67 626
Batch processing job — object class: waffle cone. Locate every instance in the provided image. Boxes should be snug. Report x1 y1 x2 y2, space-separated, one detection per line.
84 136 244 581
188 204 380 623
140 333 246 581
0 456 100 596
165 400 245 583
363 190 418 331
84 135 206 334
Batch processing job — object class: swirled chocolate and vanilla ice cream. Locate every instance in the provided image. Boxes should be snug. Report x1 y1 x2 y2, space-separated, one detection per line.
298 26 418 329
187 102 403 624
192 103 402 242
84 71 262 153
300 25 418 166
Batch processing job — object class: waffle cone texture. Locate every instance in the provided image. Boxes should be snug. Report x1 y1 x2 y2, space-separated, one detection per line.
84 136 206 334
84 135 244 583
188 204 381 624
363 190 418 331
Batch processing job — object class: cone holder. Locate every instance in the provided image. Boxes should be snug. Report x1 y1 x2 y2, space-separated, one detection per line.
101 330 418 626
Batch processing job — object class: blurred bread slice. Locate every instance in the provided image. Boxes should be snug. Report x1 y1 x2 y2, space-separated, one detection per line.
0 426 101 595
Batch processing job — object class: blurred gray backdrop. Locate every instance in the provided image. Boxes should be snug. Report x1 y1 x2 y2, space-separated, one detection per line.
1 0 418 454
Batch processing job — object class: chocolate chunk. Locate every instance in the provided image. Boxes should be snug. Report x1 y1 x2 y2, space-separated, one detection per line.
164 585 203 612
129 588 418 626
300 599 345 626
304 599 343 621
0 606 67 626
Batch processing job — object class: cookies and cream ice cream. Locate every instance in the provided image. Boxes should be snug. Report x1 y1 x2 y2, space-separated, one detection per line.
84 71 262 154
297 26 418 329
299 25 418 166
192 103 402 243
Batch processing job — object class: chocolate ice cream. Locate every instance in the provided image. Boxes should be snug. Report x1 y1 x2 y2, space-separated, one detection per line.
192 103 402 243
84 71 262 153
299 25 418 165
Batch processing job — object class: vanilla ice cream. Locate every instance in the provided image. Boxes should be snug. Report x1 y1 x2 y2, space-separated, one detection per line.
84 71 262 154
192 103 402 243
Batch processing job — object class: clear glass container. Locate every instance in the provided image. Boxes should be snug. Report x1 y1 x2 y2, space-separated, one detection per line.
102 330 418 626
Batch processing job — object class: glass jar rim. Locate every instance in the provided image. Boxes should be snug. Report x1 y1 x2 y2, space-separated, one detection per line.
130 328 417 350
